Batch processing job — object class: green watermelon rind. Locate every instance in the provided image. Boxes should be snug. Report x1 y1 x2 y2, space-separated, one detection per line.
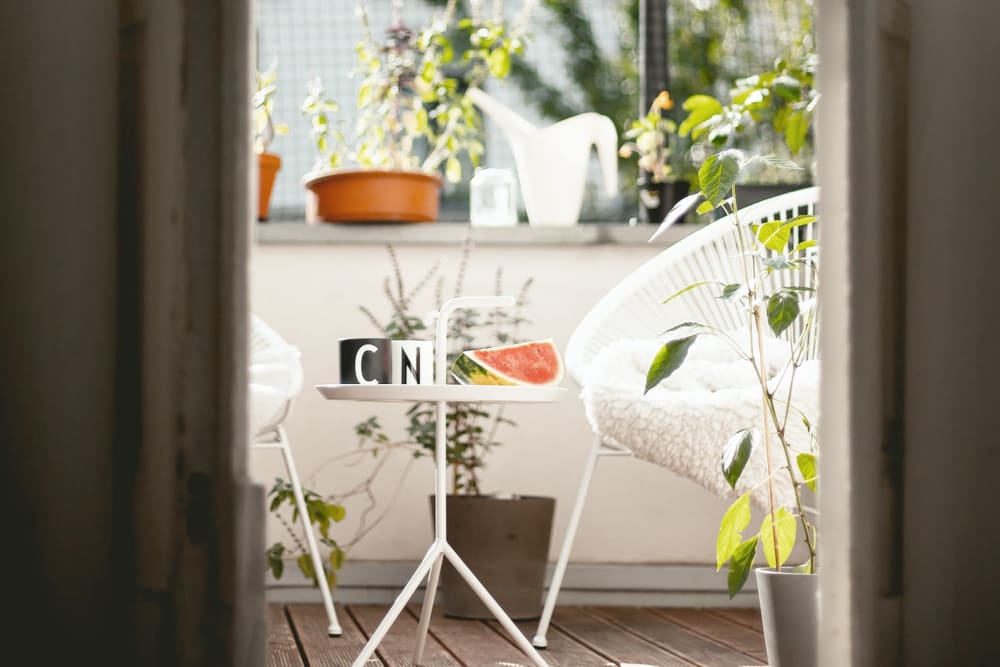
449 339 564 386
450 352 517 385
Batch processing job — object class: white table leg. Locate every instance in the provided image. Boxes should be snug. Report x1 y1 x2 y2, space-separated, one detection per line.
350 542 443 667
412 551 444 665
443 543 550 667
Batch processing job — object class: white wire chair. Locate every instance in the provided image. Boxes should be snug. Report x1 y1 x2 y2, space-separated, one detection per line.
249 314 342 637
532 187 820 649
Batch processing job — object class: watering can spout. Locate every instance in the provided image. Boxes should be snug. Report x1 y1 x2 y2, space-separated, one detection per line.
467 87 537 141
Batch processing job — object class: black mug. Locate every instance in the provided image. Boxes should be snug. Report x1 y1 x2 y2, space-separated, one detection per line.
339 338 391 384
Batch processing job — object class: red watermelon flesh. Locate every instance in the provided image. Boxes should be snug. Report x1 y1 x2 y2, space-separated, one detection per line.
468 339 563 385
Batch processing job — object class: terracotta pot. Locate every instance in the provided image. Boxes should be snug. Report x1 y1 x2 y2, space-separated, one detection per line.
257 152 281 221
303 168 442 223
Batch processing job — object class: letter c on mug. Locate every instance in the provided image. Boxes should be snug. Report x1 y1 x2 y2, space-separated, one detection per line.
355 344 379 384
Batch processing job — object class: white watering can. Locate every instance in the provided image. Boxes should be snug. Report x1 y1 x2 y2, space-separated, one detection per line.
467 87 619 226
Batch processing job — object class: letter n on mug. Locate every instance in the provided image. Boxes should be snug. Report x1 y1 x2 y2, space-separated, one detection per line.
339 338 391 384
391 340 434 385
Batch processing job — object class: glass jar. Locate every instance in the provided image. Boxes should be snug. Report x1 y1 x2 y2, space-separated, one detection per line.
469 168 518 226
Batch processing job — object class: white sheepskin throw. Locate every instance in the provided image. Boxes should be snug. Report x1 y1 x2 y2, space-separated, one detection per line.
581 332 819 510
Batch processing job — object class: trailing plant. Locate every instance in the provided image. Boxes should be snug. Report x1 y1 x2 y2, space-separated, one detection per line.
253 59 289 155
646 148 819 597
266 479 346 588
357 241 533 495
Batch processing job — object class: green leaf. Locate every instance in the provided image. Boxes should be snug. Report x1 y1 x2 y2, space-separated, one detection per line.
698 150 742 208
330 547 346 570
679 94 724 137
784 109 810 155
644 335 700 394
696 200 716 215
760 507 798 568
763 257 793 271
488 48 511 78
766 290 801 336
721 283 742 299
328 503 346 522
717 493 751 570
727 536 759 598
757 154 803 171
662 281 718 306
756 220 791 253
792 239 817 254
297 553 316 585
325 569 338 590
269 557 283 580
782 214 816 229
797 452 818 492
721 428 761 489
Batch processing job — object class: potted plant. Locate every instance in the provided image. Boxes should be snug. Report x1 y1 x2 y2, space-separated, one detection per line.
253 60 289 221
354 241 553 619
619 90 698 223
646 149 819 666
300 0 533 223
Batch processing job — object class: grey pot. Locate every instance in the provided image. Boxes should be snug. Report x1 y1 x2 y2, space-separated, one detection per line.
756 567 819 667
430 494 555 620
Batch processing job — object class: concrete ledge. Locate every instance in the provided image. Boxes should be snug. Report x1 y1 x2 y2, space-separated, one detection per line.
254 221 701 246
266 561 760 608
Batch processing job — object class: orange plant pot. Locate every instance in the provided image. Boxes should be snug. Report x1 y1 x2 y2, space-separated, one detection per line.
303 168 442 223
258 152 281 221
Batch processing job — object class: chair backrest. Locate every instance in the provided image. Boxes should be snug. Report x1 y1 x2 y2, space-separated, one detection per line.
565 187 819 386
249 314 304 437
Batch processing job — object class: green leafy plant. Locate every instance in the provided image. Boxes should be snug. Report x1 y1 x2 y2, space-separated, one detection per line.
646 149 819 597
678 46 817 174
253 59 290 155
357 241 533 495
266 479 346 588
303 0 534 184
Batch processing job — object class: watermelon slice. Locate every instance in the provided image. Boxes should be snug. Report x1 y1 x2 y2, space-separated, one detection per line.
450 339 564 386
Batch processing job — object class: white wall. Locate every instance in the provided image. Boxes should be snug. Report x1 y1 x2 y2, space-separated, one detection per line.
250 240 734 565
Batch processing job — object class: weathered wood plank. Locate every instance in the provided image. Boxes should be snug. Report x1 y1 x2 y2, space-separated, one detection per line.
710 608 765 633
287 603 383 667
652 609 768 663
405 605 530 666
589 607 757 666
486 617 616 666
549 607 691 666
267 604 305 667
348 604 459 667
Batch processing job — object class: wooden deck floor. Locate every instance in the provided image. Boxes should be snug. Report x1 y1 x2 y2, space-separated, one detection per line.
268 603 767 667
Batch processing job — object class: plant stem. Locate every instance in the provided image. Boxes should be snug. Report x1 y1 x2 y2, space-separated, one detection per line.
753 305 782 569
730 188 781 569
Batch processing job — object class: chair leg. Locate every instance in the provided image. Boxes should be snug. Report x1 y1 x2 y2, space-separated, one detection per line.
276 427 343 637
532 434 604 648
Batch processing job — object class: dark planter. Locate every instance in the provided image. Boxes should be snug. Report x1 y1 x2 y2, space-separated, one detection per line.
430 494 555 619
639 178 691 223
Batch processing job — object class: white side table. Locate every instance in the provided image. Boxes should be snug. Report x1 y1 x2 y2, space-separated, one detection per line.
317 296 565 667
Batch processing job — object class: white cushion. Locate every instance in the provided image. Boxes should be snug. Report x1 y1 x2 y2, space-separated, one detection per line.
582 332 819 510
